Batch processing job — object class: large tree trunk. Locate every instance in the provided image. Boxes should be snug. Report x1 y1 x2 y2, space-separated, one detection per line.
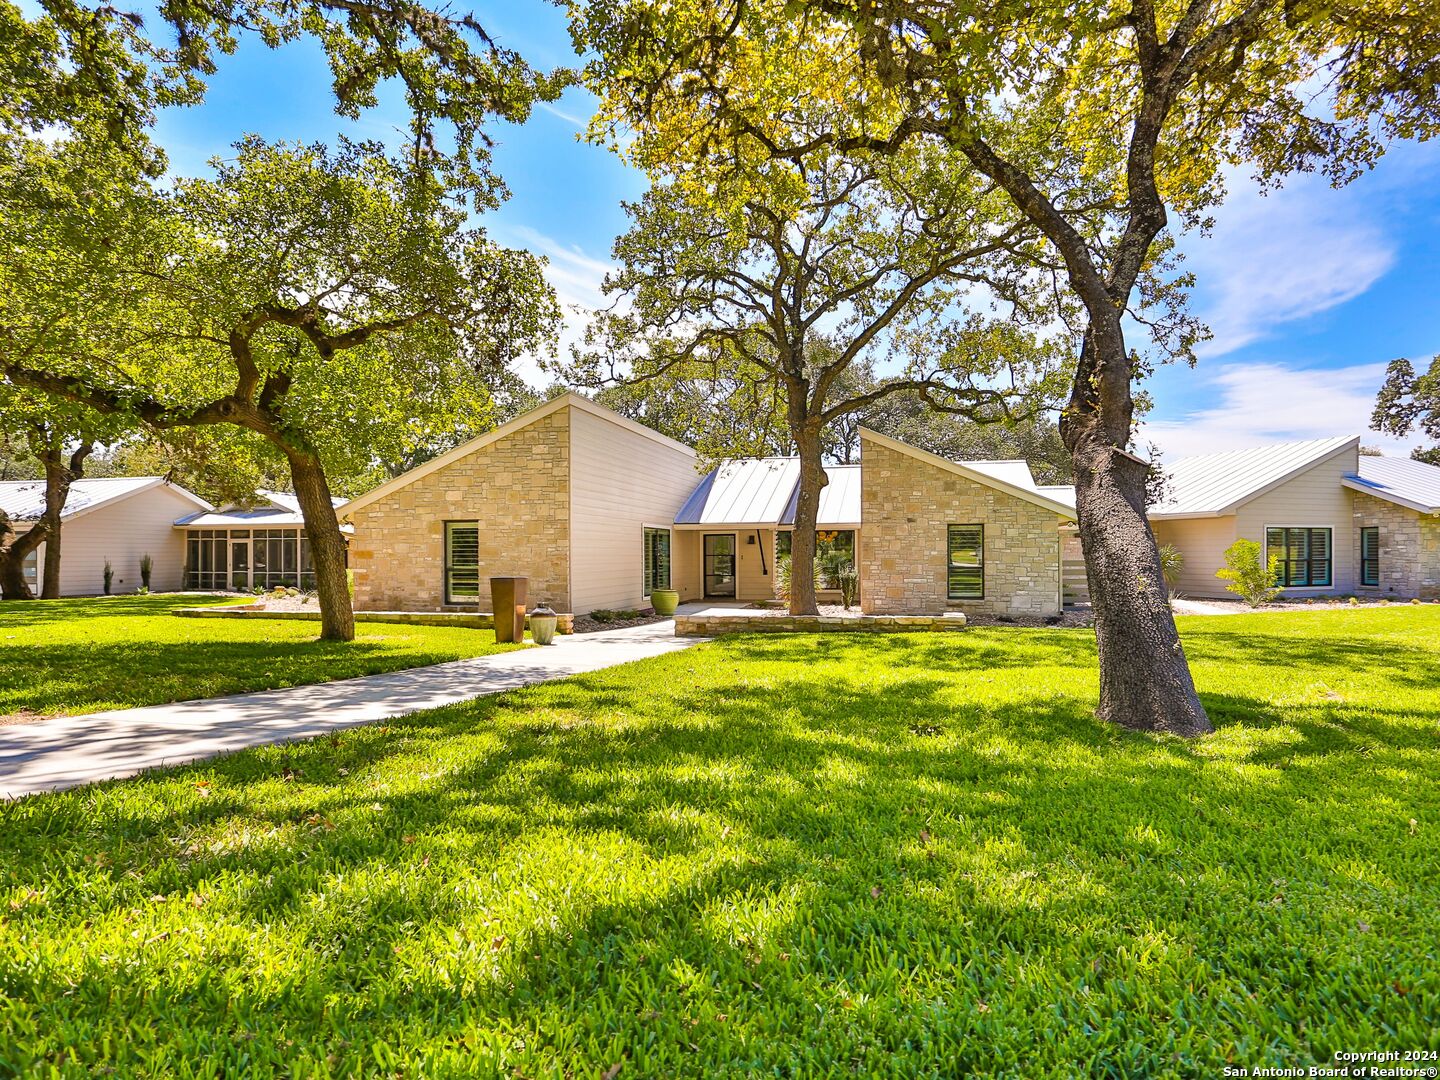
1063 324 1212 737
787 422 828 616
0 512 46 601
284 445 355 642
37 439 94 600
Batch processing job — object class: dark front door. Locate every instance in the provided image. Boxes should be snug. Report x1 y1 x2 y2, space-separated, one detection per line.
704 534 737 598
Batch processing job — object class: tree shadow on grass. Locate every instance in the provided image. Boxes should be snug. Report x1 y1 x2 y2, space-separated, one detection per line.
2 630 1438 1074
0 593 237 627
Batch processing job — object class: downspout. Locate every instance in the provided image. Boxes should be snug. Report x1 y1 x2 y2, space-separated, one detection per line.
756 529 768 577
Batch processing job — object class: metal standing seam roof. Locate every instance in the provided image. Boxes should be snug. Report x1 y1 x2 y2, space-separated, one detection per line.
173 490 350 530
675 459 864 527
1345 455 1440 513
0 476 206 522
1148 436 1358 518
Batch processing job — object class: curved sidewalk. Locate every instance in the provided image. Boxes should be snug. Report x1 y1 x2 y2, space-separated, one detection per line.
1 621 699 800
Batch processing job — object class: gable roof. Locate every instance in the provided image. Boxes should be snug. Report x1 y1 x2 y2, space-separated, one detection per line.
675 460 862 527
858 428 1078 519
1149 436 1359 519
0 476 211 524
1343 455 1440 514
339 392 695 517
174 490 349 529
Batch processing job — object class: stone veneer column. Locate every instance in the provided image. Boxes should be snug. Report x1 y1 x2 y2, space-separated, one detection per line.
1351 490 1422 598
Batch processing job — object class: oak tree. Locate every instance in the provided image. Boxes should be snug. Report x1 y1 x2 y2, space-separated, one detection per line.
577 0 1440 734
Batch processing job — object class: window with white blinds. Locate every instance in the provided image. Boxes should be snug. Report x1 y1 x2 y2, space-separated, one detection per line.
1265 527 1332 588
445 522 480 603
1360 527 1380 587
643 527 671 594
947 525 984 600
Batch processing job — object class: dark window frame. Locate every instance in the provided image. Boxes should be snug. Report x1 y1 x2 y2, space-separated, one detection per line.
443 520 481 605
947 524 985 600
1360 526 1380 587
642 526 671 595
1264 526 1333 588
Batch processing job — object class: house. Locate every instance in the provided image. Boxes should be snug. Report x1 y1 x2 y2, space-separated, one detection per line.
341 393 701 614
174 491 352 592
0 477 212 596
1149 436 1440 599
339 393 1080 617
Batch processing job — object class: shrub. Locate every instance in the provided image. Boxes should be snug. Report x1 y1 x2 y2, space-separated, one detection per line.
1215 539 1282 607
775 554 824 602
345 569 355 599
139 553 153 591
1158 544 1184 592
102 559 114 596
838 566 859 610
589 609 642 623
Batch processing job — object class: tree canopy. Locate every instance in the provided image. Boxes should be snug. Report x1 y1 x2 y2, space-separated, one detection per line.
1373 356 1440 465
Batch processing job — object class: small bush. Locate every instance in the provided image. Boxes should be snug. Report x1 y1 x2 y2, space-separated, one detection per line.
102 559 114 596
1215 539 1282 607
775 554 824 602
589 609 642 623
138 553 153 591
1158 544 1184 592
838 566 859 610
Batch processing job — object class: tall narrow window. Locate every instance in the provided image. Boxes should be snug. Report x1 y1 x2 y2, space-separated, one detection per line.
22 549 37 588
444 522 480 604
947 525 984 600
643 527 671 595
1360 527 1380 587
1265 527 1332 588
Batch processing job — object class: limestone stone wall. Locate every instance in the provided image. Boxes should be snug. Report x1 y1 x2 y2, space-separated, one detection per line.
348 407 571 612
675 613 967 636
1352 490 1440 599
859 435 1063 616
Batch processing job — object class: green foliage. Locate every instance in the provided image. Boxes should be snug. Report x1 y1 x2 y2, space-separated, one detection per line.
138 553 153 590
101 559 113 596
1372 355 1440 462
1216 539 1283 608
0 595 524 718
838 566 859 609
774 553 823 602
588 609 644 623
0 609 1437 1072
1159 544 1185 592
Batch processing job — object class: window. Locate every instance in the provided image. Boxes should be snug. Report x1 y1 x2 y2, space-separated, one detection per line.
22 549 37 587
185 529 229 590
776 530 855 587
947 525 984 600
1360 526 1380 587
444 522 480 604
642 527 671 595
1265 527 1332 588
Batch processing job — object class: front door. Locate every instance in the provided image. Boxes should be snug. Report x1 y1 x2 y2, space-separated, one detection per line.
230 541 250 592
704 534 737 598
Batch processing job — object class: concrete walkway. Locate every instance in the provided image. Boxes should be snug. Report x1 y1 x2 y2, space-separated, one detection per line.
0 621 701 800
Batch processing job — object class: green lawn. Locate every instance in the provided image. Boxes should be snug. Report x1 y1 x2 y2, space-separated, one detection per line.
1 609 1437 1077
0 595 526 719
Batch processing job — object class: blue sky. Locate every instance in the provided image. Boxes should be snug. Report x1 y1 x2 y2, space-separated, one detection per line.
149 2 1440 461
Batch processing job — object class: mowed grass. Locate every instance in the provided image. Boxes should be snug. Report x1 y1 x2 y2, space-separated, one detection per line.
1 609 1438 1077
0 595 525 719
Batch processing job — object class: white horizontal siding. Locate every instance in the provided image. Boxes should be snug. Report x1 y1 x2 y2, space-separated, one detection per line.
33 485 194 595
1234 444 1358 594
569 407 702 613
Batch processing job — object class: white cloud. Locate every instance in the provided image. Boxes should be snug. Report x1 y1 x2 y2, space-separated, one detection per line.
1141 359 1422 459
536 102 589 130
1184 173 1397 357
500 225 618 387
1180 141 1440 357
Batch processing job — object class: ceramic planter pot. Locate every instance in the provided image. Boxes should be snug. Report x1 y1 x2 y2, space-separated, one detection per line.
650 589 679 616
528 605 559 645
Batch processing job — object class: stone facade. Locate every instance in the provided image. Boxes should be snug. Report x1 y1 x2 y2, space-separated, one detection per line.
1352 490 1440 600
674 612 967 636
348 407 572 612
859 434 1063 616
